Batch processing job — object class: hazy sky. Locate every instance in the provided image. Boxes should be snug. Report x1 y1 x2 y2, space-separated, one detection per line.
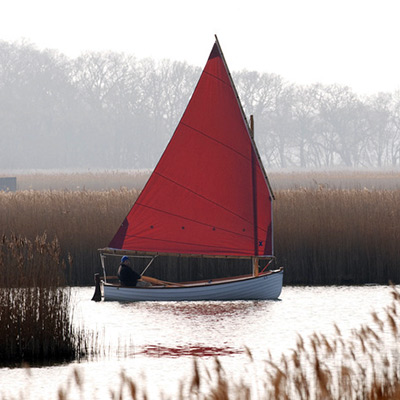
1 0 400 95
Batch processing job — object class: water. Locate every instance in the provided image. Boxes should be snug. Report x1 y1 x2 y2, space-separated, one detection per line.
0 285 393 399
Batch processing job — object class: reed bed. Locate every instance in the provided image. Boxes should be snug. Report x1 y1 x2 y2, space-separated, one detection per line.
3 170 151 191
269 170 400 191
0 189 136 284
3 170 400 191
8 285 400 399
0 235 91 365
1 185 399 285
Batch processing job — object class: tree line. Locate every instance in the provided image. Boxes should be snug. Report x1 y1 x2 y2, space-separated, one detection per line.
1 40 400 170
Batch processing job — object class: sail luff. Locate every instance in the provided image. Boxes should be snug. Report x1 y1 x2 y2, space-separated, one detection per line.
213 35 253 142
214 35 275 200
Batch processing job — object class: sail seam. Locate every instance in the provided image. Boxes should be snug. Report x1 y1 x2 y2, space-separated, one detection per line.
180 122 250 162
135 201 267 237
122 232 256 255
149 171 267 233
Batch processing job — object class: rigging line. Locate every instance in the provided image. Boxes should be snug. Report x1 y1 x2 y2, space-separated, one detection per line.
123 232 255 254
140 255 157 276
134 202 267 238
149 171 268 232
180 122 251 162
251 142 259 256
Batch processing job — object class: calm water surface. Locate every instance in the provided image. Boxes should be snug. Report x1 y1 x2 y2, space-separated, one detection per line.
0 285 393 399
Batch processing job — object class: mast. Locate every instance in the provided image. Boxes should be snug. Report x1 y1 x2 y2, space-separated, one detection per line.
250 114 259 274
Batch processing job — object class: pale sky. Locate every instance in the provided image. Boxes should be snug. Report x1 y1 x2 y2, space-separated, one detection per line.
1 0 400 95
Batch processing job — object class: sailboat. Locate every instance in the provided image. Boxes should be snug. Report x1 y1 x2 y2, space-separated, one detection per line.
96 36 283 301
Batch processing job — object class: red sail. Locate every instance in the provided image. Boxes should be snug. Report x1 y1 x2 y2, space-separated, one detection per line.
109 40 273 257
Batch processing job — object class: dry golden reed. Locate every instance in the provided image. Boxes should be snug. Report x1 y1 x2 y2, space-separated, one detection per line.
0 235 90 364
0 189 137 284
269 170 400 191
274 188 400 284
2 186 400 285
1 171 400 285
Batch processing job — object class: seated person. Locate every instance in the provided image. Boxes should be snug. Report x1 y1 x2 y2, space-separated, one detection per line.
117 256 141 286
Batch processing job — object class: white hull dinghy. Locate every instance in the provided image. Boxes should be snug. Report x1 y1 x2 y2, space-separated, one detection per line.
100 269 283 302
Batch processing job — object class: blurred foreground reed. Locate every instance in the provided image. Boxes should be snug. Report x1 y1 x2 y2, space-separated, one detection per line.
1 187 399 285
7 285 400 399
0 235 92 365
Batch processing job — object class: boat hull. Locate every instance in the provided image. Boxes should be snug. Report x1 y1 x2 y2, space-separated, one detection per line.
102 270 283 302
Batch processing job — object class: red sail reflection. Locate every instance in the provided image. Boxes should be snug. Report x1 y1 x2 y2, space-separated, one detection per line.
140 344 242 358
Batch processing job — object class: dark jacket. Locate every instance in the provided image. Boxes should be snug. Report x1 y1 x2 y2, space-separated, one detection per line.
117 264 141 286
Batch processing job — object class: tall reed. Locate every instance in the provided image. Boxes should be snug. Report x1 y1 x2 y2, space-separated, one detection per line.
275 188 400 284
0 235 89 364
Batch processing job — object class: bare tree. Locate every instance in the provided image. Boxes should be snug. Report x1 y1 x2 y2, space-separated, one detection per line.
2 40 400 171
234 70 289 168
0 40 77 169
318 85 368 167
390 90 400 166
363 93 394 167
291 84 327 168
